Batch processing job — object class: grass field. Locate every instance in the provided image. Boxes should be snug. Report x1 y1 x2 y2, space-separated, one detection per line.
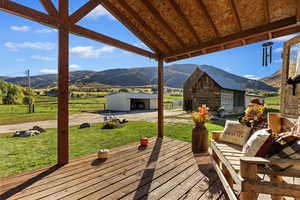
0 94 182 125
0 96 107 125
0 121 223 178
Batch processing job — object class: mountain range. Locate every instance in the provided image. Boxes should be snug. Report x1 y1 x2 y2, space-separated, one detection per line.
0 64 278 92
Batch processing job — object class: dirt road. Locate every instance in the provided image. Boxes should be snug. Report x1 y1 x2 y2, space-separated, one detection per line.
0 110 186 134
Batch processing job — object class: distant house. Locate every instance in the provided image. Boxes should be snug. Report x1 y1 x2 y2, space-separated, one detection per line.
245 93 264 106
183 68 245 114
106 92 158 111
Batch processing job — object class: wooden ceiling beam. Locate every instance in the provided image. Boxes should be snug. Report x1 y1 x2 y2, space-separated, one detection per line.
0 0 59 27
297 0 300 23
39 0 58 16
263 0 270 24
100 0 161 54
69 0 100 24
165 16 299 60
113 0 171 53
195 0 220 37
228 0 242 31
140 0 185 47
168 0 201 44
70 24 157 59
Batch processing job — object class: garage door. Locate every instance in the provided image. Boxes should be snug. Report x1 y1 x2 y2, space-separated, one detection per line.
221 92 233 113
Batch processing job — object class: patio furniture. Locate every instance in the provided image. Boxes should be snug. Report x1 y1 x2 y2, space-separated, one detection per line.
211 115 300 200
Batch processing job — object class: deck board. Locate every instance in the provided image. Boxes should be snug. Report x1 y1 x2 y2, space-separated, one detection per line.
0 137 228 200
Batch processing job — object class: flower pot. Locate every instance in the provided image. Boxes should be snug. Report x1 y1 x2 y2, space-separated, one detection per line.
140 138 148 146
192 122 208 153
98 149 109 159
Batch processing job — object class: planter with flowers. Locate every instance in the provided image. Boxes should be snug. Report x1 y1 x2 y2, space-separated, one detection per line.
192 104 212 153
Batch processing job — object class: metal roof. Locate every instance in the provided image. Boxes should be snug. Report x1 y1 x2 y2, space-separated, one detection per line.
107 92 158 99
197 66 244 91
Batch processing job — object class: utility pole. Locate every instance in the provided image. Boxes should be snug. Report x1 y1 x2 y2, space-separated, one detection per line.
25 69 33 113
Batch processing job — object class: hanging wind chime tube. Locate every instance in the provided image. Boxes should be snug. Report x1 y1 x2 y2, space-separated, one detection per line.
262 41 274 66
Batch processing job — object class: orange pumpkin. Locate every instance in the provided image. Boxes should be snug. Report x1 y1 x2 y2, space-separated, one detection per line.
140 138 148 146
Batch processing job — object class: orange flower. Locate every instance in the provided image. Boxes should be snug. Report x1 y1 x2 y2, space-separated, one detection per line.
192 104 212 123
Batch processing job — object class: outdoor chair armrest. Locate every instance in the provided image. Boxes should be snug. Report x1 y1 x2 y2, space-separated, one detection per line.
211 130 223 141
241 156 300 166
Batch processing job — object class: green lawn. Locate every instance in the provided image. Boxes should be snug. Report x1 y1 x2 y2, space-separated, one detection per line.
0 96 107 125
0 95 183 125
0 121 223 178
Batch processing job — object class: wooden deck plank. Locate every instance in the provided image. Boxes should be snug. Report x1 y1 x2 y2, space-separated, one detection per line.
1 138 175 196
0 137 228 200
0 137 162 190
15 139 185 200
40 142 191 200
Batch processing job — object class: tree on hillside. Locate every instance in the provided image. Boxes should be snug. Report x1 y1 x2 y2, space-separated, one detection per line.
119 88 129 92
1 81 24 104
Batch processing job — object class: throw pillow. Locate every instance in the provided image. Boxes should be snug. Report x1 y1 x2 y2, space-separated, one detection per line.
220 120 251 146
242 129 273 157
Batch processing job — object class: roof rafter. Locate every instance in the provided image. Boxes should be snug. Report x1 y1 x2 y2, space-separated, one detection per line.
0 0 156 59
100 0 162 54
140 0 185 47
195 0 220 37
263 0 270 24
39 0 58 16
165 16 299 60
112 0 172 53
69 0 100 24
228 0 242 31
70 24 157 59
168 0 201 44
0 0 59 27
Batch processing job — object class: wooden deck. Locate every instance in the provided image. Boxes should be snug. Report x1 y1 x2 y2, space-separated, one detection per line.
0 137 228 200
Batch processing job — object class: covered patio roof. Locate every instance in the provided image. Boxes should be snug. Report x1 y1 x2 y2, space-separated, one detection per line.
0 0 299 165
101 0 300 62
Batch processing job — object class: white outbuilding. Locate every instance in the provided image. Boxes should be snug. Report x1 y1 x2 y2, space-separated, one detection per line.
106 92 158 111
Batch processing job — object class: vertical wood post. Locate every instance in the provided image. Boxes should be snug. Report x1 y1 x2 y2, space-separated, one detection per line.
270 176 283 200
240 160 258 200
157 57 164 138
58 0 69 165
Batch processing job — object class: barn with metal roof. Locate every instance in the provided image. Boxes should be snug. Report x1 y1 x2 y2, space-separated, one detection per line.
183 67 245 115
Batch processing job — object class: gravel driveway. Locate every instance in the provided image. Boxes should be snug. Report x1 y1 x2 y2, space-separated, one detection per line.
0 110 186 134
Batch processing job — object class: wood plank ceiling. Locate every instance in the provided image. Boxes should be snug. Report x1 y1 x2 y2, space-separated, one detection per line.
100 0 300 62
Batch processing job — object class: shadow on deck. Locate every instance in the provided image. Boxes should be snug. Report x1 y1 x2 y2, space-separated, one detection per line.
0 137 228 200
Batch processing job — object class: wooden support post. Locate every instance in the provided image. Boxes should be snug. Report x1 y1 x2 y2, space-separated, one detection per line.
240 161 258 200
157 57 164 138
57 0 69 165
297 0 300 23
270 176 283 200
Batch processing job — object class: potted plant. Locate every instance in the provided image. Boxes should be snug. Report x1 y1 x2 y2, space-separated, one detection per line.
192 104 212 153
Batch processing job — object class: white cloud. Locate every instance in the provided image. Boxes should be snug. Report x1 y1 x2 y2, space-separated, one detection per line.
274 59 282 63
70 46 115 58
35 29 53 34
274 47 283 53
243 74 261 80
40 69 57 74
272 34 298 42
31 55 53 61
70 64 80 69
10 25 30 32
4 42 55 51
86 5 113 19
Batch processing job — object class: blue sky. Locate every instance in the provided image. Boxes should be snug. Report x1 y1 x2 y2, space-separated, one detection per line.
0 1 298 80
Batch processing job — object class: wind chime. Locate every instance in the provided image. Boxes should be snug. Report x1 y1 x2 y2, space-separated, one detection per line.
262 41 274 66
